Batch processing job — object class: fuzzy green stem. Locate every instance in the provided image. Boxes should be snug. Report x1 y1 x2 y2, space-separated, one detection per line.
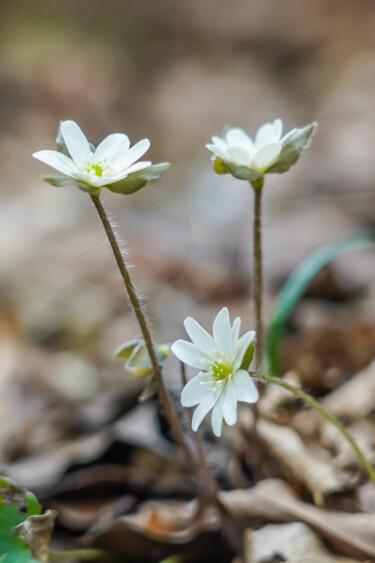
49 548 114 561
253 371 375 487
252 186 264 369
90 195 196 473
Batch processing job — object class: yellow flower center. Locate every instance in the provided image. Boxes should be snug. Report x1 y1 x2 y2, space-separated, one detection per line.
82 155 112 178
210 360 233 382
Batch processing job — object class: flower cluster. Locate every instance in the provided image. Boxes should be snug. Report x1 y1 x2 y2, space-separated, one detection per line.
172 308 258 437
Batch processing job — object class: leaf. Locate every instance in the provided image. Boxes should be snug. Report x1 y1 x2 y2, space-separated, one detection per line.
221 479 375 559
43 176 101 196
267 122 317 174
257 420 347 501
0 476 52 563
139 375 158 402
15 511 57 563
115 340 171 379
240 343 255 371
213 157 229 175
224 161 263 182
107 163 170 195
267 235 375 374
247 522 360 562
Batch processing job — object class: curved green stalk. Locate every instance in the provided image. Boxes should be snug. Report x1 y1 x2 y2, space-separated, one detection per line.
253 371 375 487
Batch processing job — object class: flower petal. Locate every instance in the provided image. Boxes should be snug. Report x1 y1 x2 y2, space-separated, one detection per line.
226 145 252 166
211 391 225 437
184 317 217 359
171 340 204 369
205 144 228 161
252 142 281 172
234 330 256 369
191 393 217 431
211 136 228 150
213 307 231 357
230 317 241 357
226 128 255 152
122 161 152 175
255 122 277 148
114 139 150 172
223 383 238 425
94 133 130 163
60 120 92 167
33 150 78 176
272 118 283 141
181 373 213 407
233 370 259 403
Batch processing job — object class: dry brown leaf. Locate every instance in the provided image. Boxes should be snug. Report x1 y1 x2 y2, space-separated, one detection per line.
258 419 347 500
246 522 361 562
14 510 57 563
220 479 375 559
322 361 375 419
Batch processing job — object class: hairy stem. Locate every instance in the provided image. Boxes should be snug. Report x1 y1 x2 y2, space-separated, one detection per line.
49 548 114 561
253 186 264 369
91 195 195 472
254 371 375 487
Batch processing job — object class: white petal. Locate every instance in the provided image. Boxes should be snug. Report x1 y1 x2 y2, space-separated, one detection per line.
272 119 283 141
280 127 297 147
184 317 217 359
114 139 150 172
226 128 255 152
213 307 231 357
226 145 252 166
211 391 225 437
171 340 204 369
222 383 238 425
94 133 130 163
122 161 151 175
255 122 276 148
205 144 228 161
33 150 78 176
192 393 217 431
233 370 259 403
230 317 241 357
251 142 281 172
211 136 228 150
181 373 213 407
60 120 91 167
234 330 256 369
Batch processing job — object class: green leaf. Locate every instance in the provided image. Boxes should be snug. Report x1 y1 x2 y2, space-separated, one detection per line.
139 375 158 402
115 340 171 378
213 157 229 175
267 235 375 375
224 161 263 182
107 163 170 195
0 477 41 563
43 176 74 188
240 343 255 371
267 122 317 174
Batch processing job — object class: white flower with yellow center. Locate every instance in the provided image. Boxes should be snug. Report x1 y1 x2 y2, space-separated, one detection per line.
33 120 169 196
206 119 317 184
171 308 258 437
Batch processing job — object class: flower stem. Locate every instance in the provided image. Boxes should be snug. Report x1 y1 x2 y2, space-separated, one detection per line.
90 195 195 472
253 371 375 487
49 548 114 561
252 186 264 370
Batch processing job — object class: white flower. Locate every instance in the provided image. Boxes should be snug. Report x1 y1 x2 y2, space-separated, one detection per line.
171 308 258 437
206 119 317 181
33 120 152 190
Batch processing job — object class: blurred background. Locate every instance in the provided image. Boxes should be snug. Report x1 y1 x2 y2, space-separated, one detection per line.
1 0 375 556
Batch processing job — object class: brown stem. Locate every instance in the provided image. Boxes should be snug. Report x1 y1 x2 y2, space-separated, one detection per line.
91 195 196 473
253 186 264 369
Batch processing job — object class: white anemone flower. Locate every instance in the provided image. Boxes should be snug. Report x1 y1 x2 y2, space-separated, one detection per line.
171 308 258 437
206 119 317 181
33 120 152 190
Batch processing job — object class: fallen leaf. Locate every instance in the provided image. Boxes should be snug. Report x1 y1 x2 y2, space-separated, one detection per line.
246 522 361 562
